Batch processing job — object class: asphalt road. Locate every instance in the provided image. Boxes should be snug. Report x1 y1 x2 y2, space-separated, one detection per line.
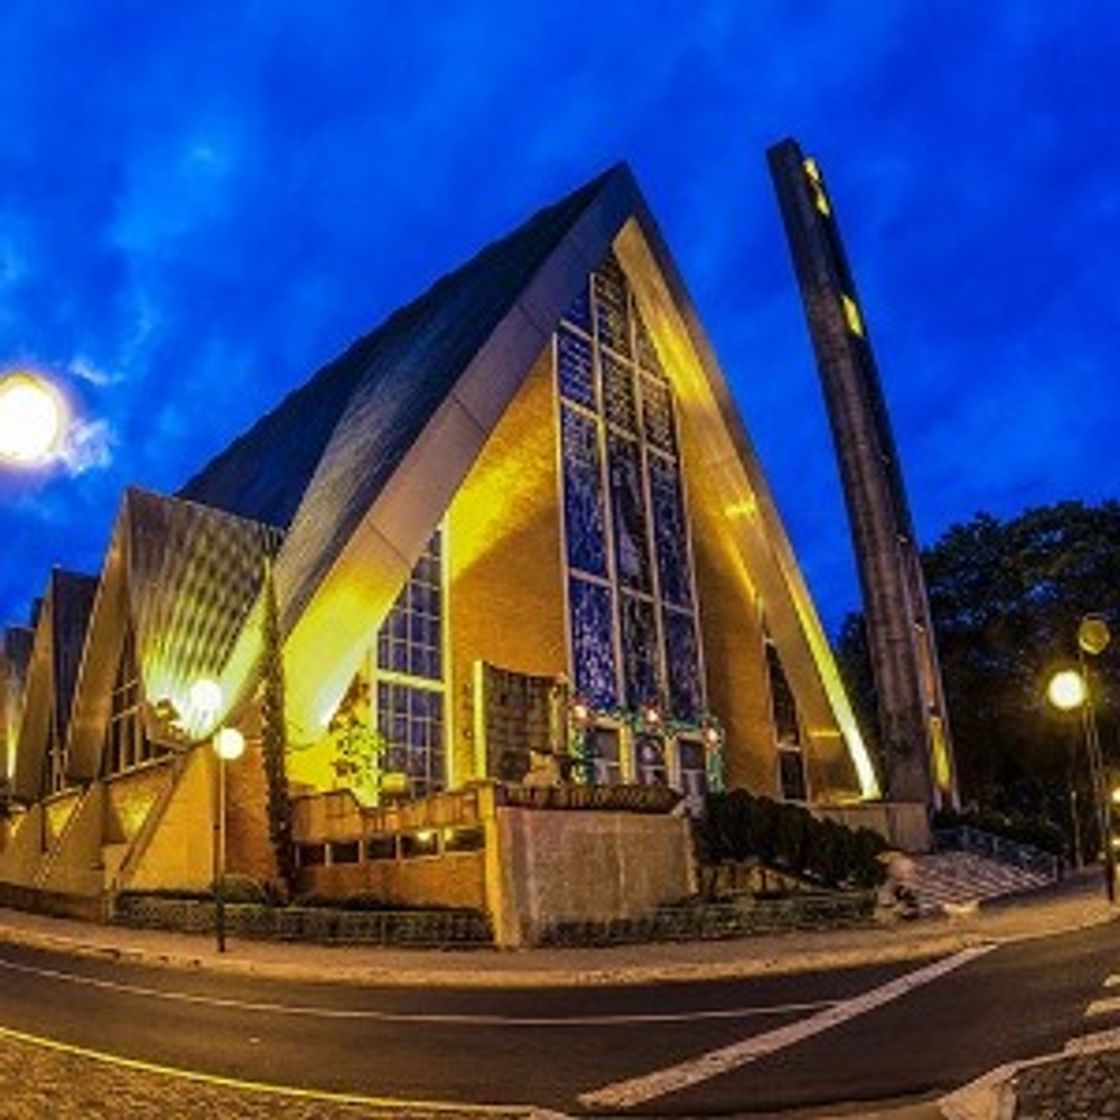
0 921 1115 1117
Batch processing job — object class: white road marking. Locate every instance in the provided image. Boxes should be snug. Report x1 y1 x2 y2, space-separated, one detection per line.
0 956 833 1027
1104 973 1120 988
579 945 997 1110
1084 995 1120 1019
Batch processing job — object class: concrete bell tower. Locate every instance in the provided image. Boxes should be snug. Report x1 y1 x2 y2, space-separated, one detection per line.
767 137 958 810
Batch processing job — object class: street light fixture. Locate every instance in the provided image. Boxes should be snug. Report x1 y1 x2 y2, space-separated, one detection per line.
1047 615 1114 903
212 723 245 954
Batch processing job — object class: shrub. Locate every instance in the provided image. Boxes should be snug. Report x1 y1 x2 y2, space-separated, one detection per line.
699 791 887 890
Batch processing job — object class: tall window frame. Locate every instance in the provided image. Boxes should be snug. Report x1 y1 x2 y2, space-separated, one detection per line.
371 528 448 801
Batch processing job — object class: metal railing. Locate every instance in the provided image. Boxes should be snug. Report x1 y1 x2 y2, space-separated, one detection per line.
934 825 1061 881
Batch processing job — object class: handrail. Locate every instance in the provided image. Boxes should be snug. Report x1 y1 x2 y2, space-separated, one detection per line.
933 825 1061 881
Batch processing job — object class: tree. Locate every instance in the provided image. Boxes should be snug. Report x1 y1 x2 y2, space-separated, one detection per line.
836 501 1120 831
260 558 296 895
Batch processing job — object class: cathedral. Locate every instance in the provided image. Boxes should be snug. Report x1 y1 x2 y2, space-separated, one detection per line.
0 162 899 945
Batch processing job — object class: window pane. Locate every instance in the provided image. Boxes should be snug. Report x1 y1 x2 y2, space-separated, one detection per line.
557 327 595 409
664 609 703 720
561 406 608 576
607 433 652 591
569 577 617 709
620 592 660 709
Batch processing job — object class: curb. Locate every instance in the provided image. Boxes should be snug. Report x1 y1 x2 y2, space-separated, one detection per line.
938 1026 1120 1120
0 903 1113 989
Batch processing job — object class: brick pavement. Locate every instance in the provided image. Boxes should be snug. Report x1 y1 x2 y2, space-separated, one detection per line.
1012 1050 1120 1119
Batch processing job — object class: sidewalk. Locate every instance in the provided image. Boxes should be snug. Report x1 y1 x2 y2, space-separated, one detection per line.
0 874 1111 989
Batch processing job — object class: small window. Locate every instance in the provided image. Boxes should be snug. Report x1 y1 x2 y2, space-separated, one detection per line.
779 748 809 803
366 834 397 861
298 843 326 868
400 830 440 859
330 840 360 865
443 826 485 854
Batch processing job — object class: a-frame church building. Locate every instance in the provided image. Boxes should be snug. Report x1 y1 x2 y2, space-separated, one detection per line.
0 164 905 945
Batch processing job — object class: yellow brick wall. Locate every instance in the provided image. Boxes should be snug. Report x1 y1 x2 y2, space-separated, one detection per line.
446 348 568 785
679 422 778 796
104 762 173 843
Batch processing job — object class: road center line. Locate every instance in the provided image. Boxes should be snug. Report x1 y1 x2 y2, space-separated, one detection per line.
579 945 997 1110
0 956 833 1027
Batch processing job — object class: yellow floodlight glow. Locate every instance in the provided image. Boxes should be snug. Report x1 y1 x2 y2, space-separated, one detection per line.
1047 669 1087 711
1111 787 1120 806
803 157 831 215
0 372 65 464
841 294 864 337
214 727 246 761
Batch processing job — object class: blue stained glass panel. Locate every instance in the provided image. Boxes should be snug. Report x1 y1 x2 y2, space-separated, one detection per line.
563 282 593 334
641 376 676 454
602 352 637 432
649 454 693 608
593 254 631 358
569 577 618 709
557 327 595 409
607 433 652 591
620 592 660 708
561 406 608 576
664 608 703 720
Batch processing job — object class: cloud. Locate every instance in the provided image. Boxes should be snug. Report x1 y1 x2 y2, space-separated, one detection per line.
57 417 114 476
68 356 122 387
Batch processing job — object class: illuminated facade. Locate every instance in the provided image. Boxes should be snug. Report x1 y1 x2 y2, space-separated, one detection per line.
0 164 888 929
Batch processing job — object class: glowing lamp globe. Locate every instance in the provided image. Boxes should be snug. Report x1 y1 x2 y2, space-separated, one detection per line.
214 727 246 761
0 373 64 464
1047 669 1087 711
189 678 223 716
1078 616 1112 657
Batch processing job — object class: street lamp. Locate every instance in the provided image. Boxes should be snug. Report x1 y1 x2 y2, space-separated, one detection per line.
213 725 246 953
0 371 66 464
1046 615 1114 902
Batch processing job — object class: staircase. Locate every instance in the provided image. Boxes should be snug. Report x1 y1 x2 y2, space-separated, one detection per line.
911 827 1062 914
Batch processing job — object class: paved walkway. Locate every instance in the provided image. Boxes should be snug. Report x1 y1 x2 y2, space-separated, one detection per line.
0 877 1114 1117
0 874 1110 989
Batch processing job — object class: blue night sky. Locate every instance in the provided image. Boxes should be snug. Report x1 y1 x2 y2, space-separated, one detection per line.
1 2 1116 635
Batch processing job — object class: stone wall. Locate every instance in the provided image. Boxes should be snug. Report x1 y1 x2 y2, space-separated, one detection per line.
489 806 696 946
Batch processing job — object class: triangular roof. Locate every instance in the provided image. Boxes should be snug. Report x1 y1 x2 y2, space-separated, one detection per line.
9 569 97 801
218 163 876 798
65 489 282 782
178 167 617 536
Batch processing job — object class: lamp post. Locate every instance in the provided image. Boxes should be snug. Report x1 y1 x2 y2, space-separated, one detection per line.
212 726 246 953
1047 614 1113 902
188 677 247 952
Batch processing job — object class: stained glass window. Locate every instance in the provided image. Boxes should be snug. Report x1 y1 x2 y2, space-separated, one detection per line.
620 592 659 708
557 327 595 410
602 352 637 432
563 281 593 334
607 433 651 591
593 253 631 358
569 577 617 709
561 407 608 577
664 608 703 720
556 251 706 730
641 376 676 455
649 454 692 608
